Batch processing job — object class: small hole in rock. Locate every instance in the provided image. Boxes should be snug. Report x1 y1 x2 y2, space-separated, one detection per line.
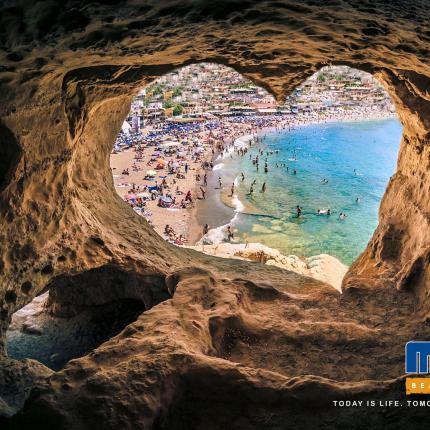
40 264 53 275
5 290 17 303
21 281 32 294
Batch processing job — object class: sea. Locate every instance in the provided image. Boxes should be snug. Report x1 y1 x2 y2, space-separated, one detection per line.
197 118 403 265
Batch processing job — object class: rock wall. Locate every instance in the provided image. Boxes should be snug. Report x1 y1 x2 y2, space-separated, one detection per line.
1 0 430 427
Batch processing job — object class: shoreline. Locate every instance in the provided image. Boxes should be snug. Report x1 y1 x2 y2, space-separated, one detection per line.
191 113 397 246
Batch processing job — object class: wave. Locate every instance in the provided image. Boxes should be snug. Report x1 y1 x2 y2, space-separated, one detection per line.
234 134 254 149
231 194 244 212
198 213 239 245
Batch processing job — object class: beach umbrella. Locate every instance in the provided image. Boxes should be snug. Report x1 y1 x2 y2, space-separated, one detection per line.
137 192 151 199
125 193 137 200
152 152 161 157
146 170 157 177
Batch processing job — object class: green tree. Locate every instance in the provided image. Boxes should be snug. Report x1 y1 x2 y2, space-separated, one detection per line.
151 85 163 95
163 100 173 109
173 104 183 116
172 87 182 97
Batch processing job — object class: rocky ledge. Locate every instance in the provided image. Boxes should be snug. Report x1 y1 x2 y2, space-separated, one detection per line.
187 243 348 291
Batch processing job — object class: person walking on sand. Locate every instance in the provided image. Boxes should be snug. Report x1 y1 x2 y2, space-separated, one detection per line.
218 177 222 189
203 173 207 186
200 187 206 199
185 190 192 203
230 182 235 197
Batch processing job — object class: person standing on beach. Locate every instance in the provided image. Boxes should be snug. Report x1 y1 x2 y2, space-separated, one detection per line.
261 182 266 193
203 223 209 235
227 225 234 241
218 177 222 189
230 183 235 197
203 173 207 186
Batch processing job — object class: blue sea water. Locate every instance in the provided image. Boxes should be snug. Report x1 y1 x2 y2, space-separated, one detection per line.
216 119 403 265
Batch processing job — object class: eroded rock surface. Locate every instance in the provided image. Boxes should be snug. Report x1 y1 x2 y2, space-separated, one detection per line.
1 0 430 428
187 242 348 291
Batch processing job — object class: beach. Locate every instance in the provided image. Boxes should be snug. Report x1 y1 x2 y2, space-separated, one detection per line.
111 108 397 250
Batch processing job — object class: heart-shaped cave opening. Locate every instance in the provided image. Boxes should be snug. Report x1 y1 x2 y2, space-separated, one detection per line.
111 62 402 291
6 266 172 371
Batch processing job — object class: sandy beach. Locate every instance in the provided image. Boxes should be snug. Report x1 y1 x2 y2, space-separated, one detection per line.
111 133 213 244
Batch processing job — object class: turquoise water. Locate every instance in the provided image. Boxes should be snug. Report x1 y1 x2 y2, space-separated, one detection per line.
218 119 403 265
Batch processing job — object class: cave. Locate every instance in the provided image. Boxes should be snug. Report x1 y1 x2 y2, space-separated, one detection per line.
6 266 171 371
1 1 430 429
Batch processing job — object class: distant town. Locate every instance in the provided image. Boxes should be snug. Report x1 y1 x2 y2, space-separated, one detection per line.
123 64 396 132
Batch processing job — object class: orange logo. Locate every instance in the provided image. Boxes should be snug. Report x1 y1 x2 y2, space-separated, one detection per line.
406 378 430 395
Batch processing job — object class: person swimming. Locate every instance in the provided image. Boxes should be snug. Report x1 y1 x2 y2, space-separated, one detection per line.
296 205 302 217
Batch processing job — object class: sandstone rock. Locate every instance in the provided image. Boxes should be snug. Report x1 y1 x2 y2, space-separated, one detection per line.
0 358 52 419
21 323 43 336
0 0 430 427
